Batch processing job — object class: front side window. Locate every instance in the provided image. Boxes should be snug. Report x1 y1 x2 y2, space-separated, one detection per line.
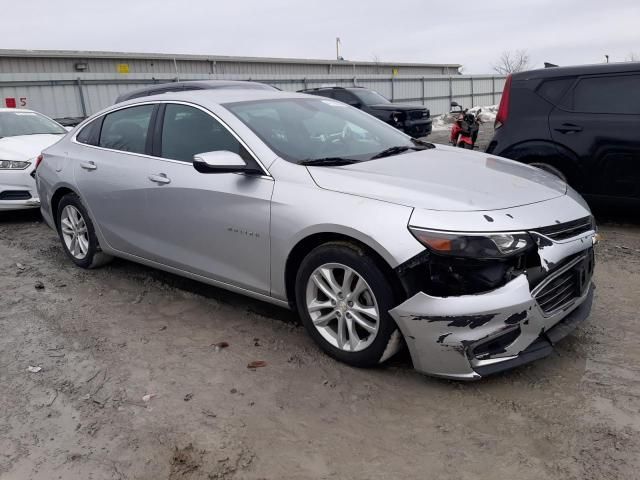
568 74 640 114
226 98 418 163
160 104 247 162
0 111 66 138
98 105 154 154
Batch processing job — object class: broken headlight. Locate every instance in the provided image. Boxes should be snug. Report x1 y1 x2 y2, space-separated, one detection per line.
0 160 31 170
409 227 534 259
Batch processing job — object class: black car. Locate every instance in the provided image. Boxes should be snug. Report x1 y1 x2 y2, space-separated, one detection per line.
299 86 432 137
487 62 640 203
115 80 277 104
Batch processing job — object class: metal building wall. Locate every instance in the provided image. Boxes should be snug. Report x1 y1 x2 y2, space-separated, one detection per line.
0 52 505 119
0 72 505 119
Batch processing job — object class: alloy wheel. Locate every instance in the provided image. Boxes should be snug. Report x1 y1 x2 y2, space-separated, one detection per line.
60 205 90 260
305 263 380 352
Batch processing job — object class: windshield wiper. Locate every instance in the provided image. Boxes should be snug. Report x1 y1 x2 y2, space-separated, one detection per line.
370 141 435 160
300 157 360 167
410 138 436 149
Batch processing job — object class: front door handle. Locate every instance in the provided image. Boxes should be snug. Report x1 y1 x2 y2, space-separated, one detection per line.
79 161 97 171
554 123 583 134
148 173 171 185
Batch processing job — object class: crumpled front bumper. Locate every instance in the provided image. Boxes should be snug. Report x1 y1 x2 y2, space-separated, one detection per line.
390 230 596 380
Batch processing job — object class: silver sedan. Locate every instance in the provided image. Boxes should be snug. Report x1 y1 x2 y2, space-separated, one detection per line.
36 89 596 380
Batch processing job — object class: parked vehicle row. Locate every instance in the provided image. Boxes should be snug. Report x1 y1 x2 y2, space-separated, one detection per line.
33 86 597 380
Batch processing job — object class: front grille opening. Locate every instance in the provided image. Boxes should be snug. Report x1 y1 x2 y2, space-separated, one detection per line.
533 216 593 241
473 326 521 359
0 190 31 200
534 250 594 315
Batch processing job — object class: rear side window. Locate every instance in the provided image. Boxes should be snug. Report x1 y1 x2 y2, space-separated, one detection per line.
566 74 640 114
98 105 154 154
160 104 248 162
536 78 574 104
76 118 102 146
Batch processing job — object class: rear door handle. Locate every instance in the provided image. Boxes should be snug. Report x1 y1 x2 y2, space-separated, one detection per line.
148 173 171 185
79 161 97 170
554 123 583 134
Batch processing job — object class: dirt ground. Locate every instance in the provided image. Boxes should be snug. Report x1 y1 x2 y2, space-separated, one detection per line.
2 131 640 479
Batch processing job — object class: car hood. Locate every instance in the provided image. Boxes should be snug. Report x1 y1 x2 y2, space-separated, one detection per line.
0 134 64 161
306 145 567 212
368 103 427 111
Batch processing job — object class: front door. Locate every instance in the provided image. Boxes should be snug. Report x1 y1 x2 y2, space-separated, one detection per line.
142 103 274 294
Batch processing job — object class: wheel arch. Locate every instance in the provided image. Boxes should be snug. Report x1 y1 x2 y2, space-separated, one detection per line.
284 231 406 311
50 186 78 230
499 139 585 189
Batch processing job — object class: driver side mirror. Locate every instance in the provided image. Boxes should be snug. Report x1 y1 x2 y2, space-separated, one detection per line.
193 150 248 174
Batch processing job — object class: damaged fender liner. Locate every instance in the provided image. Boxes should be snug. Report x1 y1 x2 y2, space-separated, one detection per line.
474 285 594 377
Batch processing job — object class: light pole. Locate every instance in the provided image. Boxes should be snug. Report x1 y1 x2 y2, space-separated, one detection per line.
336 37 341 60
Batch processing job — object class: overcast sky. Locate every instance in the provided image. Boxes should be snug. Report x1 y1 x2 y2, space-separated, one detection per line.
2 0 638 73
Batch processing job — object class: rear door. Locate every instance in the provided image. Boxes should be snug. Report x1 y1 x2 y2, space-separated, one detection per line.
549 73 640 199
142 102 274 294
72 103 159 257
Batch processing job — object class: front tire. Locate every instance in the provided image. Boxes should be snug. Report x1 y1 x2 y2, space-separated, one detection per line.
57 193 112 269
295 242 401 367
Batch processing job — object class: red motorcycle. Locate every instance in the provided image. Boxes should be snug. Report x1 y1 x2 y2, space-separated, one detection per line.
449 102 481 149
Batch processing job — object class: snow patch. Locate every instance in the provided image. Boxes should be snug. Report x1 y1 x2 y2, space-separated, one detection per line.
431 104 498 132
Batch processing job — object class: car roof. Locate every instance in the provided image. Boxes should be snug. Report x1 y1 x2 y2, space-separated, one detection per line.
513 61 640 81
115 80 277 103
300 86 367 92
116 88 312 109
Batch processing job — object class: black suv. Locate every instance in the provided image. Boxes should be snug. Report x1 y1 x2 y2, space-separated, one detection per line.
115 80 277 104
299 86 432 137
487 62 640 203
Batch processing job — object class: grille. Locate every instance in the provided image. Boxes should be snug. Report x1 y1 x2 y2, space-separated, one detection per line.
409 110 428 120
0 190 31 200
534 251 594 315
533 216 593 241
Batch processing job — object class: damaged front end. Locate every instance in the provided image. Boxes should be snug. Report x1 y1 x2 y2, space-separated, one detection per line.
390 216 597 380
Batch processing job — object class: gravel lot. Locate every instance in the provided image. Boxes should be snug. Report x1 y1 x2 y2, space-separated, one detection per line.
1 129 640 479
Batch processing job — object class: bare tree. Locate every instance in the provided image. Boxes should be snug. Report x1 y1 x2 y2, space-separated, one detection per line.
492 50 531 75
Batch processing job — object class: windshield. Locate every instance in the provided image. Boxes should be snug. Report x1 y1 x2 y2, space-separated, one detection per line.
0 111 66 138
225 98 417 163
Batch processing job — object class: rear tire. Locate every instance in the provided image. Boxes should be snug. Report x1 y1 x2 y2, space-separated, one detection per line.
295 242 402 368
529 162 568 183
56 193 112 269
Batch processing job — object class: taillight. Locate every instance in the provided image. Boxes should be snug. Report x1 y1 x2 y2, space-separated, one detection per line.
34 154 44 171
495 74 512 129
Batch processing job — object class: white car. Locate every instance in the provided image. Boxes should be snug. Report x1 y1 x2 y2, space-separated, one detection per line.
0 108 67 211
